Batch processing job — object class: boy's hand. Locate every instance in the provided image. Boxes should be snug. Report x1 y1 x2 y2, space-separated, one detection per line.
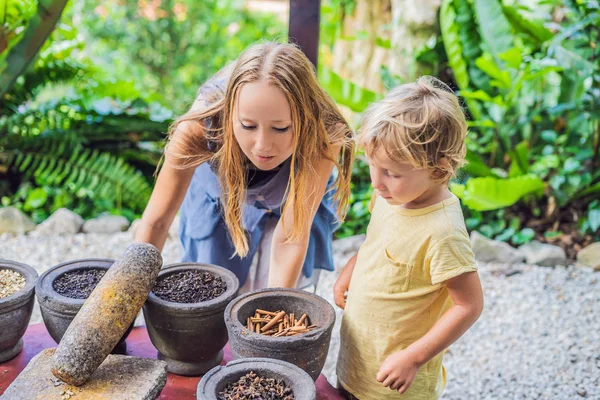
333 254 357 309
376 349 421 393
333 273 350 309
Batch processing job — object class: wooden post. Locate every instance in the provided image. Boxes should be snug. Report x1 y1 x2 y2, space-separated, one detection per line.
288 0 321 70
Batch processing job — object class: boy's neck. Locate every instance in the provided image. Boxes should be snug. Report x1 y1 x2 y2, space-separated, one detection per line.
401 185 452 210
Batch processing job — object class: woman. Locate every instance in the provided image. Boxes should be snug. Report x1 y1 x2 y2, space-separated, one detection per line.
135 41 355 292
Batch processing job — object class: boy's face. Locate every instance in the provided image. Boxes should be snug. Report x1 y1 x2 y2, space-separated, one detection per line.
367 149 439 207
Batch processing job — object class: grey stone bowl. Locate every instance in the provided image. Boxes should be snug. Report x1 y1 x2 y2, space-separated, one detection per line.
143 262 240 376
35 258 133 354
225 288 336 381
0 260 38 363
197 357 316 400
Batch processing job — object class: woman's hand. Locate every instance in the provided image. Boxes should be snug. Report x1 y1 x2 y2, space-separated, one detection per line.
333 253 357 309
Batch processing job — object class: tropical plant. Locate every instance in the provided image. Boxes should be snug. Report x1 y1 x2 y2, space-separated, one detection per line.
1 4 171 222
440 0 599 247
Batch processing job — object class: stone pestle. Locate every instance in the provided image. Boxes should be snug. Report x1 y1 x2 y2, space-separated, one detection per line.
51 242 163 386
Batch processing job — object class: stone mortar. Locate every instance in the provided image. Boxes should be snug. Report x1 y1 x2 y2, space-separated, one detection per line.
143 262 239 375
225 288 336 381
197 357 316 400
0 260 38 363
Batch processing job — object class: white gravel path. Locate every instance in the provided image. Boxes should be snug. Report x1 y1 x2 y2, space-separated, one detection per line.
1 231 598 399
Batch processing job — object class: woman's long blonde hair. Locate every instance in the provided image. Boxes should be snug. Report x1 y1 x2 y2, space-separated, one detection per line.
165 42 355 256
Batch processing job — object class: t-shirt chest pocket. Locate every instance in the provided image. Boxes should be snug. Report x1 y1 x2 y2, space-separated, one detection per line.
381 249 413 293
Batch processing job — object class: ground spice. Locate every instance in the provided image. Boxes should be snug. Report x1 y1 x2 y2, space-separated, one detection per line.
53 269 106 299
152 270 227 303
217 371 295 400
246 309 316 337
0 269 26 299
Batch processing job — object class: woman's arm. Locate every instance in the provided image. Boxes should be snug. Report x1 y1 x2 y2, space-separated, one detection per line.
267 145 342 288
134 126 198 251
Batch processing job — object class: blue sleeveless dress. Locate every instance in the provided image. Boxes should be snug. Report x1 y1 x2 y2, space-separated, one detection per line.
178 159 340 287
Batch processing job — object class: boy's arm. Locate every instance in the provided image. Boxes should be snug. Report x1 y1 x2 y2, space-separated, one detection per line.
377 271 484 393
333 253 358 309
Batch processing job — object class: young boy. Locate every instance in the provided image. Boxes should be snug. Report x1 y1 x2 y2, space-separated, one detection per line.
335 77 484 399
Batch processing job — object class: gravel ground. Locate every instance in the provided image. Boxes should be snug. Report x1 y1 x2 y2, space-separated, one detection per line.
1 231 598 399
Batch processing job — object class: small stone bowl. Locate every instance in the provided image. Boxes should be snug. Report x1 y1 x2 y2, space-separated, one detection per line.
225 288 336 381
0 260 38 362
35 258 133 354
143 263 239 376
197 358 316 400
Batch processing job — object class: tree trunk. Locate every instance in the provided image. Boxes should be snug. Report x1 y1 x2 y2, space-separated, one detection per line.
331 0 391 94
388 0 441 81
328 0 441 95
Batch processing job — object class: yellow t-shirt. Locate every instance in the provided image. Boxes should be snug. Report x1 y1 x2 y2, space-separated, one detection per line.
337 193 477 400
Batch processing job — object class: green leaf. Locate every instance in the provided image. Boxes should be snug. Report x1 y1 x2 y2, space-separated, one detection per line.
563 158 581 174
498 48 522 70
464 151 494 177
449 183 466 199
502 5 553 44
460 175 545 211
474 0 514 62
318 67 381 113
440 0 482 119
508 141 529 177
24 187 48 210
512 227 535 245
577 182 600 198
475 53 511 89
588 210 600 232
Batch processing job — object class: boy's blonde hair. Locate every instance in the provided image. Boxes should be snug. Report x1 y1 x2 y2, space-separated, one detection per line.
359 76 467 183
165 42 355 256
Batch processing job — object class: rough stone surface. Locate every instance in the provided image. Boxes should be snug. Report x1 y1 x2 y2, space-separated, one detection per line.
519 240 568 267
35 208 84 235
0 207 35 234
470 231 525 264
3 348 167 400
82 215 130 234
51 243 163 386
577 242 600 271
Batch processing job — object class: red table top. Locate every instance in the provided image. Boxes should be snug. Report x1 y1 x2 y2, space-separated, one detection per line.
0 323 343 399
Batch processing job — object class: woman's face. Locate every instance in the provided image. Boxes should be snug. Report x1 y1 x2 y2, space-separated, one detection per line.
233 80 294 170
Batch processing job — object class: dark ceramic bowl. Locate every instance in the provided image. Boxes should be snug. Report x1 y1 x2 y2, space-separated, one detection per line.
225 288 335 381
0 260 38 362
35 258 133 354
143 262 239 375
197 357 316 400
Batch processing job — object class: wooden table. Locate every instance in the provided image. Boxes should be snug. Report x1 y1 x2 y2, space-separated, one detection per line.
0 323 343 399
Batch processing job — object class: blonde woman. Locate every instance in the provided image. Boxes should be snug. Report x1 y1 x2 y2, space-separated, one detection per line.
135 42 355 292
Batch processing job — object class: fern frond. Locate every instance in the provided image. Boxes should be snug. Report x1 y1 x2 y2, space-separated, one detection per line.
0 136 153 212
